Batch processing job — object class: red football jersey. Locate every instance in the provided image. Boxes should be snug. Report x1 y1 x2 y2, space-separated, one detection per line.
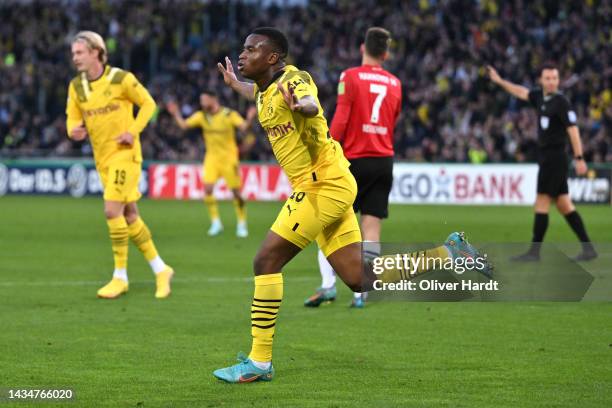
330 64 402 159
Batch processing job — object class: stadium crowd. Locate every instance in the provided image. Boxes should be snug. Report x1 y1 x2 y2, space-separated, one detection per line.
0 0 610 163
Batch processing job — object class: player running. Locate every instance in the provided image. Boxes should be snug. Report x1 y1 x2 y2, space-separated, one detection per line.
213 27 491 383
66 31 174 299
167 91 256 237
304 27 402 308
487 64 597 261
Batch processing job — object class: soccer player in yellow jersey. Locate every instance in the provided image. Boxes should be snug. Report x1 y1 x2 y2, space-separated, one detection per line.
65 31 174 299
167 91 256 237
212 27 492 383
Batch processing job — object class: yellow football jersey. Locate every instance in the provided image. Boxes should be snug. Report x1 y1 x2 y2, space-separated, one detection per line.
65 65 156 167
254 65 350 188
185 107 244 162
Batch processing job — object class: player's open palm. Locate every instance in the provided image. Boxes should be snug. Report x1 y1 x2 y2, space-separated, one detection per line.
486 65 501 84
277 82 299 111
217 57 238 86
166 101 179 115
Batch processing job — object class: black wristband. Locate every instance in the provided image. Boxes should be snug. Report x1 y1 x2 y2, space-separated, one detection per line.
574 156 584 160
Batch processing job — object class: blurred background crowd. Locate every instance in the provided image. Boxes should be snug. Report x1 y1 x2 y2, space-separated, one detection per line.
0 0 610 163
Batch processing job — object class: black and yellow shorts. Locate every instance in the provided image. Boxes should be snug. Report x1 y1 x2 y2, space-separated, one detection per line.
271 173 362 257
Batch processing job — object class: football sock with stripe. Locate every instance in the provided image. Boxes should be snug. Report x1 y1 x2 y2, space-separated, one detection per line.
127 217 167 274
377 246 451 283
249 273 283 364
107 216 129 281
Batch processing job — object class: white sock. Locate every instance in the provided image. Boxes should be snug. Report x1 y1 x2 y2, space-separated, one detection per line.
251 359 271 370
363 240 381 263
354 291 362 299
113 268 128 282
149 256 167 275
238 220 247 228
318 249 336 289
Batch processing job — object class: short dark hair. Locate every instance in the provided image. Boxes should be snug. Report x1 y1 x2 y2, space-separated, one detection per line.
539 62 558 76
364 27 391 59
200 89 218 98
251 27 289 60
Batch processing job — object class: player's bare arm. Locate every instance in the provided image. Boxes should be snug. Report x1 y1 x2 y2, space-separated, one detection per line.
487 65 529 101
237 106 258 132
277 82 318 117
166 101 189 130
567 125 587 175
218 57 255 101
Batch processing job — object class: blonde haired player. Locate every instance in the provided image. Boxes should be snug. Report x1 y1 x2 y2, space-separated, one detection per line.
167 92 256 237
66 31 174 299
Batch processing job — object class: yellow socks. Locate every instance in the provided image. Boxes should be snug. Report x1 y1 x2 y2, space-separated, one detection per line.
127 217 167 274
128 217 158 261
233 197 247 223
378 246 450 283
204 195 219 221
106 216 129 279
249 273 283 363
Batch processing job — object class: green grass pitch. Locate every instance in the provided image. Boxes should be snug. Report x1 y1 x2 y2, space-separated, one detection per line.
1 196 611 407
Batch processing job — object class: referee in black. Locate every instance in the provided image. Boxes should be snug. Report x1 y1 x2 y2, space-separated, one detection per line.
487 63 597 261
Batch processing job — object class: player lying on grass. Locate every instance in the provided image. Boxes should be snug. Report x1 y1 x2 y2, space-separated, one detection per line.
213 27 492 383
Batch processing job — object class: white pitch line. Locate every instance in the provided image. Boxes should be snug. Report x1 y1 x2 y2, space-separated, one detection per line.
0 276 319 288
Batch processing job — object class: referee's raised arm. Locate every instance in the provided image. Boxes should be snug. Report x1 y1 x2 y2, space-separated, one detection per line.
486 65 529 101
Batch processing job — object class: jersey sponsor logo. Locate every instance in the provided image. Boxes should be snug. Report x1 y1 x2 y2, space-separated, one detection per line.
82 103 120 118
540 116 550 129
362 124 388 135
264 122 295 138
568 111 577 124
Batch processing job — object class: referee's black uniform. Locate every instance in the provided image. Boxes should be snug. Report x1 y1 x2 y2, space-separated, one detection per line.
517 88 597 261
528 88 576 196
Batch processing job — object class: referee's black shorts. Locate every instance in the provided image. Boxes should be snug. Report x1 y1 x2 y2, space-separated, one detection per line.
348 156 393 219
537 150 569 197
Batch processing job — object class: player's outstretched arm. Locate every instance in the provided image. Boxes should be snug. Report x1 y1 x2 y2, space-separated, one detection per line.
277 82 318 117
487 65 529 101
237 106 258 132
166 101 189 130
217 57 255 101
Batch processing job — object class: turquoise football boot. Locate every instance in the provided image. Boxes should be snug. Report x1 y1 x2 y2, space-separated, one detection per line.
213 352 274 383
349 293 367 308
304 286 337 307
444 232 494 278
